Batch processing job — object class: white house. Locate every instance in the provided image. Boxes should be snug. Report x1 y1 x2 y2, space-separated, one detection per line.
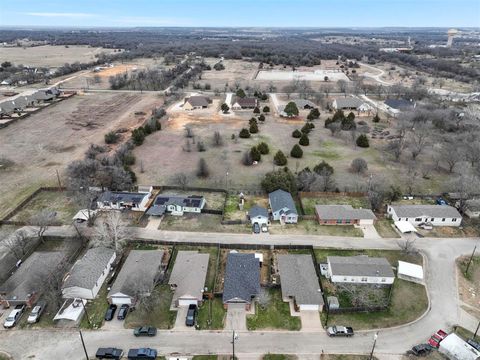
146 194 206 216
96 187 152 212
268 189 298 224
248 205 269 226
168 251 209 307
108 250 164 305
62 247 116 300
327 255 395 284
439 333 480 360
387 204 462 227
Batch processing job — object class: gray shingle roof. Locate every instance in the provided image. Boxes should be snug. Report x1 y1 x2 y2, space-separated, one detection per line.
293 99 316 109
333 97 364 109
108 250 164 298
98 191 148 205
328 255 394 278
389 205 461 218
277 255 324 306
249 205 268 219
223 253 260 304
234 97 257 108
315 205 376 220
63 247 115 290
168 251 209 302
186 96 210 107
466 200 480 212
269 190 298 215
0 251 64 301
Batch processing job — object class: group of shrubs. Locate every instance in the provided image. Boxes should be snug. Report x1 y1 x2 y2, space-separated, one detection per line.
242 142 270 165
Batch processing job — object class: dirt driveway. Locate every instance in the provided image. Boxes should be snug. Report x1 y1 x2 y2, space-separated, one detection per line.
225 303 246 330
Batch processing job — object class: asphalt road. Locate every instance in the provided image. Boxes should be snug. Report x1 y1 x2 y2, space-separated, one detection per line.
0 226 478 359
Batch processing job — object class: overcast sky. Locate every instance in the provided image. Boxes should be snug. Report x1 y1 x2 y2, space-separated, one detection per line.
0 0 479 28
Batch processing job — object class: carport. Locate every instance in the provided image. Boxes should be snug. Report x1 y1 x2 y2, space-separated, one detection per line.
394 221 417 233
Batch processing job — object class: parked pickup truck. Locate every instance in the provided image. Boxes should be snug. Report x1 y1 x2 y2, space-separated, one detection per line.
428 329 448 348
127 348 157 359
95 347 124 359
327 325 354 337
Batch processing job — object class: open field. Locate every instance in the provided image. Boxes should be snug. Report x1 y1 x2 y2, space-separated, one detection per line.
269 221 364 237
256 69 349 82
0 45 120 68
0 92 163 219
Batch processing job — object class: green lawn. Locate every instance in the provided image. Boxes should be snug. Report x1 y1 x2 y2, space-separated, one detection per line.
192 356 218 360
300 195 371 216
80 284 110 329
374 219 401 238
197 297 226 330
263 355 297 360
247 288 301 331
124 285 176 329
160 213 249 233
269 221 363 237
323 279 428 330
453 326 478 341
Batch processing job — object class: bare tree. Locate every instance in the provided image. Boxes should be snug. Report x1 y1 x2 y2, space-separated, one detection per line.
317 167 336 192
350 158 368 174
441 142 463 173
185 126 194 138
93 211 127 255
397 239 417 255
447 171 480 212
336 80 348 96
212 131 223 147
1 229 31 260
30 210 56 242
407 124 430 160
327 122 341 137
256 288 271 310
172 173 190 190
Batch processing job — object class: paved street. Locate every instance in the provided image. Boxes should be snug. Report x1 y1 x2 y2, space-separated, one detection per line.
0 226 478 359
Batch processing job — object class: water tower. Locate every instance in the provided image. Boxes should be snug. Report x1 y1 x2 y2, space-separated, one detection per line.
447 29 458 47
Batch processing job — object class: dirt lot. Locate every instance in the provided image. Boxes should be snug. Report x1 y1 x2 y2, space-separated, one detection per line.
0 92 164 219
457 255 480 313
0 45 120 67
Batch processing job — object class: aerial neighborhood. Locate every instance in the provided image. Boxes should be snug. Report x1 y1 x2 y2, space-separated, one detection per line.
0 10 479 360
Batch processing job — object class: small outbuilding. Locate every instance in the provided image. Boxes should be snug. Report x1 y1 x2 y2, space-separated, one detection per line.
439 333 480 360
394 221 417 234
397 261 424 284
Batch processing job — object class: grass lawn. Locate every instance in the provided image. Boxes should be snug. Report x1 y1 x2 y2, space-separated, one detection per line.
374 219 401 238
124 285 176 329
453 326 478 342
247 288 301 331
456 255 480 313
323 279 428 330
159 213 249 233
323 356 377 360
224 194 268 221
263 355 297 360
197 297 226 330
10 190 78 224
300 195 371 216
192 357 218 360
269 220 363 237
314 248 423 266
418 221 480 238
80 283 109 329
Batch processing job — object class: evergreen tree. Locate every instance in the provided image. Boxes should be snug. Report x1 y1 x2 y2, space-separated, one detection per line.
356 134 370 148
274 150 287 166
250 146 261 162
299 133 309 146
292 129 302 138
257 142 270 154
239 128 251 138
290 144 303 158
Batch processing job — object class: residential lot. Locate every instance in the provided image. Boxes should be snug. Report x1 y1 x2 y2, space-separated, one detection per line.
159 214 249 233
0 45 120 68
456 255 480 315
0 92 163 219
299 193 371 215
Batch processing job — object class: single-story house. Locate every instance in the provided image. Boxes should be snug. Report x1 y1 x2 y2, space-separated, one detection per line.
33 89 56 102
62 247 116 300
384 99 416 114
439 333 480 360
222 253 260 310
0 101 15 117
248 205 269 226
0 251 65 307
97 188 152 212
397 261 424 284
277 255 324 311
465 200 480 218
314 205 377 225
326 255 395 284
146 194 206 216
331 97 372 114
168 251 209 307
108 250 164 305
183 95 211 110
231 97 258 110
292 99 317 110
387 204 462 227
269 189 298 224
12 96 28 111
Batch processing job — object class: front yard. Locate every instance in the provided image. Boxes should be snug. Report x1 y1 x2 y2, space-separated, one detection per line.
224 194 269 221
269 220 363 237
197 297 226 330
247 288 301 331
300 194 371 216
417 219 480 238
124 285 176 329
159 213 249 233
374 219 401 238
80 283 109 329
456 255 480 314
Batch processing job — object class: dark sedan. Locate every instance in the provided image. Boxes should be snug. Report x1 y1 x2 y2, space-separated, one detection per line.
104 304 117 321
133 326 157 337
117 304 129 320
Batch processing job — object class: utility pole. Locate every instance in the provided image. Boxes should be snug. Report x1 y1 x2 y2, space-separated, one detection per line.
369 332 378 360
474 320 479 340
55 169 62 188
78 329 89 360
465 245 477 276
80 300 92 328
231 330 238 360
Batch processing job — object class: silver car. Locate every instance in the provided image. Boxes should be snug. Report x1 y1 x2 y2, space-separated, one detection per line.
27 304 45 324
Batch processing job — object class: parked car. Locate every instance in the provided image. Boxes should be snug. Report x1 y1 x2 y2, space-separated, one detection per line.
253 223 260 234
185 304 197 326
418 222 433 230
133 326 157 337
3 304 25 328
95 347 124 359
467 339 480 351
261 224 268 233
403 195 414 200
117 304 129 320
327 325 354 337
407 344 433 356
127 348 157 359
27 303 45 324
436 197 448 205
428 329 448 348
104 304 117 321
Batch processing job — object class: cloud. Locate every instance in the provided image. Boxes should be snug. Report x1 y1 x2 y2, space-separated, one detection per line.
114 16 191 26
23 12 97 18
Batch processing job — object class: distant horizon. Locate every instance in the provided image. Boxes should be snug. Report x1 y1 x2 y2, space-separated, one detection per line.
1 0 479 28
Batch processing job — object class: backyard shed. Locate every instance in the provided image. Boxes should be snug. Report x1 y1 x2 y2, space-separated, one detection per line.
397 261 424 284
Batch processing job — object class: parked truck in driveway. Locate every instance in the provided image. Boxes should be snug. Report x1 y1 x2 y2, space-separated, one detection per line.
327 325 354 337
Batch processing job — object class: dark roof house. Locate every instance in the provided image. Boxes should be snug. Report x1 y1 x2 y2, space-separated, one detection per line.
248 205 268 219
327 255 395 279
315 205 377 225
222 253 260 306
184 95 211 109
146 194 206 216
269 189 298 223
232 97 258 109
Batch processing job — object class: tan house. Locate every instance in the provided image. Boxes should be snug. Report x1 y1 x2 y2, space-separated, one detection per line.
183 95 211 110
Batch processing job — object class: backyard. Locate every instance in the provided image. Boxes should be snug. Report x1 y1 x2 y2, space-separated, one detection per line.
80 283 109 329
246 288 301 331
224 194 269 221
269 220 363 237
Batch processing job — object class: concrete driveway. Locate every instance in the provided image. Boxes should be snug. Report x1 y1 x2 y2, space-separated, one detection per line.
173 306 194 331
225 303 246 330
299 310 323 331
101 316 125 330
360 224 381 239
146 216 162 230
